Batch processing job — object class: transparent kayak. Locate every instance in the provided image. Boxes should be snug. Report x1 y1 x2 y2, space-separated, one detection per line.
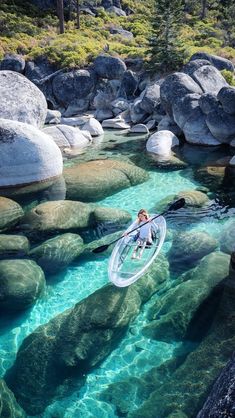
108 215 166 287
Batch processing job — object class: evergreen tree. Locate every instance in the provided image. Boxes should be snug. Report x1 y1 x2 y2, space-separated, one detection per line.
220 0 235 47
148 0 186 73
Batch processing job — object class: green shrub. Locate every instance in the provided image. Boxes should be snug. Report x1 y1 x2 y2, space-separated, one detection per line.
221 69 235 86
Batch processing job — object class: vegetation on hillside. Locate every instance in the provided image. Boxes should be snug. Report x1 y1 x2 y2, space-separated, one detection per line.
0 0 234 70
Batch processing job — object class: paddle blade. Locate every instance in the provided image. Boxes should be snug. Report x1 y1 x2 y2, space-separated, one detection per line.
92 244 109 253
168 198 186 211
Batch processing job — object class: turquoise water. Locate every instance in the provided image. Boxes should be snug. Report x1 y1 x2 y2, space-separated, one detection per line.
0 131 234 417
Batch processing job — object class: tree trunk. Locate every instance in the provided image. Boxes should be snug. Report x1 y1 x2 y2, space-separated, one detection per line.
201 0 207 19
76 0 80 29
57 0 65 34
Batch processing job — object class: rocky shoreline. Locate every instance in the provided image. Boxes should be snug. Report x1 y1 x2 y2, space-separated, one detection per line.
0 48 235 417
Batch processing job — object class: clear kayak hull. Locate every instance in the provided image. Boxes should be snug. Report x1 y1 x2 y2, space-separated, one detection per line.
108 215 166 287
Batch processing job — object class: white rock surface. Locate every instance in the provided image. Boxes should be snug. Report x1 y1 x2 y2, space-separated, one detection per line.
0 118 63 187
0 70 47 127
130 124 149 134
81 118 104 136
146 130 179 158
42 125 90 149
102 117 130 129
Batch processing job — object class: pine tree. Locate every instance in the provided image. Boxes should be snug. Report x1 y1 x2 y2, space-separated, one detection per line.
220 0 235 47
148 0 185 73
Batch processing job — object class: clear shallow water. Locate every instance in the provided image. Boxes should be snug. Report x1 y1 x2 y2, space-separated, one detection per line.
0 131 234 417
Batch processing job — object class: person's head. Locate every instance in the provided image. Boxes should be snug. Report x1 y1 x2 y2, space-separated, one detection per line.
137 209 149 222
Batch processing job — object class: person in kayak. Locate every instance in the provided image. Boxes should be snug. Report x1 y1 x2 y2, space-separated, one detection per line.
131 209 152 259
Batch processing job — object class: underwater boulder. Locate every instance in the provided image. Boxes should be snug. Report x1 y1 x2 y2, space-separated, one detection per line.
197 352 235 418
144 252 230 342
0 235 30 258
0 379 26 417
0 197 24 232
220 220 235 254
168 231 218 271
20 200 131 240
0 259 45 312
5 267 164 415
64 159 149 201
29 233 84 274
130 264 235 418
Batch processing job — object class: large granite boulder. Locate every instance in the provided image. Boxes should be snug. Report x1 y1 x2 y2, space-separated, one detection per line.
160 72 203 116
168 230 218 271
42 125 90 150
172 93 221 145
52 69 96 110
190 52 234 72
0 71 47 127
199 93 218 115
29 233 84 274
0 235 30 258
0 54 25 73
5 265 164 415
93 55 126 80
64 159 149 201
118 70 138 99
194 164 226 190
0 379 26 417
146 130 179 159
0 118 63 187
144 252 230 342
197 353 235 418
0 259 45 312
130 266 235 418
139 83 161 114
0 197 24 232
217 86 235 115
186 64 228 95
20 200 131 238
206 106 235 143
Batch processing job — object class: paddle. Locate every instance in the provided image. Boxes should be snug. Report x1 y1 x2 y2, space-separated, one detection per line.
92 198 186 254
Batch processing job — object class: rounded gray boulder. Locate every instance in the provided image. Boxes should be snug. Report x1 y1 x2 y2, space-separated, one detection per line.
0 259 45 312
0 54 25 73
0 118 63 187
217 86 235 115
93 55 126 80
52 69 96 108
0 71 47 127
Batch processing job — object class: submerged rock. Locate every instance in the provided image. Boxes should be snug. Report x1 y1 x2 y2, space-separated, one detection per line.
0 259 45 312
29 233 84 274
168 231 218 271
220 220 235 254
5 264 165 415
20 200 131 239
197 352 235 418
144 252 229 342
64 159 149 201
130 259 235 418
0 379 26 417
0 235 30 258
0 197 24 232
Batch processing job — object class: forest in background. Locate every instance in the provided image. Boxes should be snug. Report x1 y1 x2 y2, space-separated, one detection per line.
0 0 234 71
